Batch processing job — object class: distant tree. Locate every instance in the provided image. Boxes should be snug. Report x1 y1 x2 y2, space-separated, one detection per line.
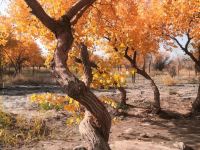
3 37 42 75
161 0 200 114
153 54 170 71
168 66 177 78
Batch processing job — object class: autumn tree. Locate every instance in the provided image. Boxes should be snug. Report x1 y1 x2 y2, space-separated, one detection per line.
153 53 170 72
9 0 112 149
2 36 42 75
81 0 162 113
161 0 200 114
0 16 10 80
26 49 45 74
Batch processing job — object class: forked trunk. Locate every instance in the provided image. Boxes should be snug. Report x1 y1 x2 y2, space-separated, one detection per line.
53 31 111 150
74 43 111 149
24 0 111 149
192 83 200 114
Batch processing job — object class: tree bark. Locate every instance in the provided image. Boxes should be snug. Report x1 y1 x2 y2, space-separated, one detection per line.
52 18 111 150
79 110 111 150
192 83 200 114
79 43 111 149
24 0 111 149
191 45 200 114
118 87 127 105
136 69 161 113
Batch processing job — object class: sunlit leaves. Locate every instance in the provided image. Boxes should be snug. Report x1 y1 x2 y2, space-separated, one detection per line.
30 93 119 126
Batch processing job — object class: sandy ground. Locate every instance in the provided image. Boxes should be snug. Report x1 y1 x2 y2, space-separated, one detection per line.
1 77 200 150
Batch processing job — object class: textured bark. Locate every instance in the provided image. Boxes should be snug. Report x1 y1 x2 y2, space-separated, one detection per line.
24 0 111 149
192 83 200 114
80 43 111 149
79 110 111 150
52 17 111 150
118 87 127 105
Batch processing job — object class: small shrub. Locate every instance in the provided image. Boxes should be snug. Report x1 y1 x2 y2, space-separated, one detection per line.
0 110 50 147
29 93 119 126
4 74 56 86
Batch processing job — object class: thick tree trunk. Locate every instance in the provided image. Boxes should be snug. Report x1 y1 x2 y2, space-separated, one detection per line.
53 31 111 150
192 83 200 114
79 43 111 149
118 87 127 105
24 1 111 149
79 110 111 150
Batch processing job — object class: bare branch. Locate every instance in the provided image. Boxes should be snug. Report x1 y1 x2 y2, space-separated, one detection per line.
169 35 185 50
169 34 199 66
185 31 192 50
124 47 133 65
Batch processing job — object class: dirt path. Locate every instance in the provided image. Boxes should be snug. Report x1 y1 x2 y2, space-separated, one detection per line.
1 81 199 149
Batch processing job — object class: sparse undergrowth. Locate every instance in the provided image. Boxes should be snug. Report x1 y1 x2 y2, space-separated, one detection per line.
29 93 119 125
162 75 177 86
3 74 57 86
0 110 50 148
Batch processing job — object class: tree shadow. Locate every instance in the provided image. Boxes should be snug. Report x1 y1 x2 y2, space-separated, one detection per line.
143 111 200 149
1 85 63 96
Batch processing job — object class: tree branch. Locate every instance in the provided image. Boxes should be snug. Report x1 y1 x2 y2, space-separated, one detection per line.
24 0 58 33
124 47 134 66
169 34 199 67
80 43 93 86
63 0 96 25
169 35 185 50
185 31 192 50
75 57 98 69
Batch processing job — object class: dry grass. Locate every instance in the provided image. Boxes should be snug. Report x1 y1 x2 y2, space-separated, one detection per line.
162 75 177 86
0 110 50 148
3 74 56 86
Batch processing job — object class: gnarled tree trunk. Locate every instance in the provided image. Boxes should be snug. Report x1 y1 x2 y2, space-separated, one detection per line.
79 43 111 149
24 0 111 149
79 110 111 150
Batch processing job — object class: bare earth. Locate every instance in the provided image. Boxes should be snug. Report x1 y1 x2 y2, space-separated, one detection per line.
1 77 199 150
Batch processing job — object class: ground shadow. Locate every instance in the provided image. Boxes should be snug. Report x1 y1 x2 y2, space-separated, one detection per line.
1 85 63 96
144 113 200 149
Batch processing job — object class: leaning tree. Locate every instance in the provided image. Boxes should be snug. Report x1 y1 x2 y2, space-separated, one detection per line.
161 0 200 114
12 0 112 149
